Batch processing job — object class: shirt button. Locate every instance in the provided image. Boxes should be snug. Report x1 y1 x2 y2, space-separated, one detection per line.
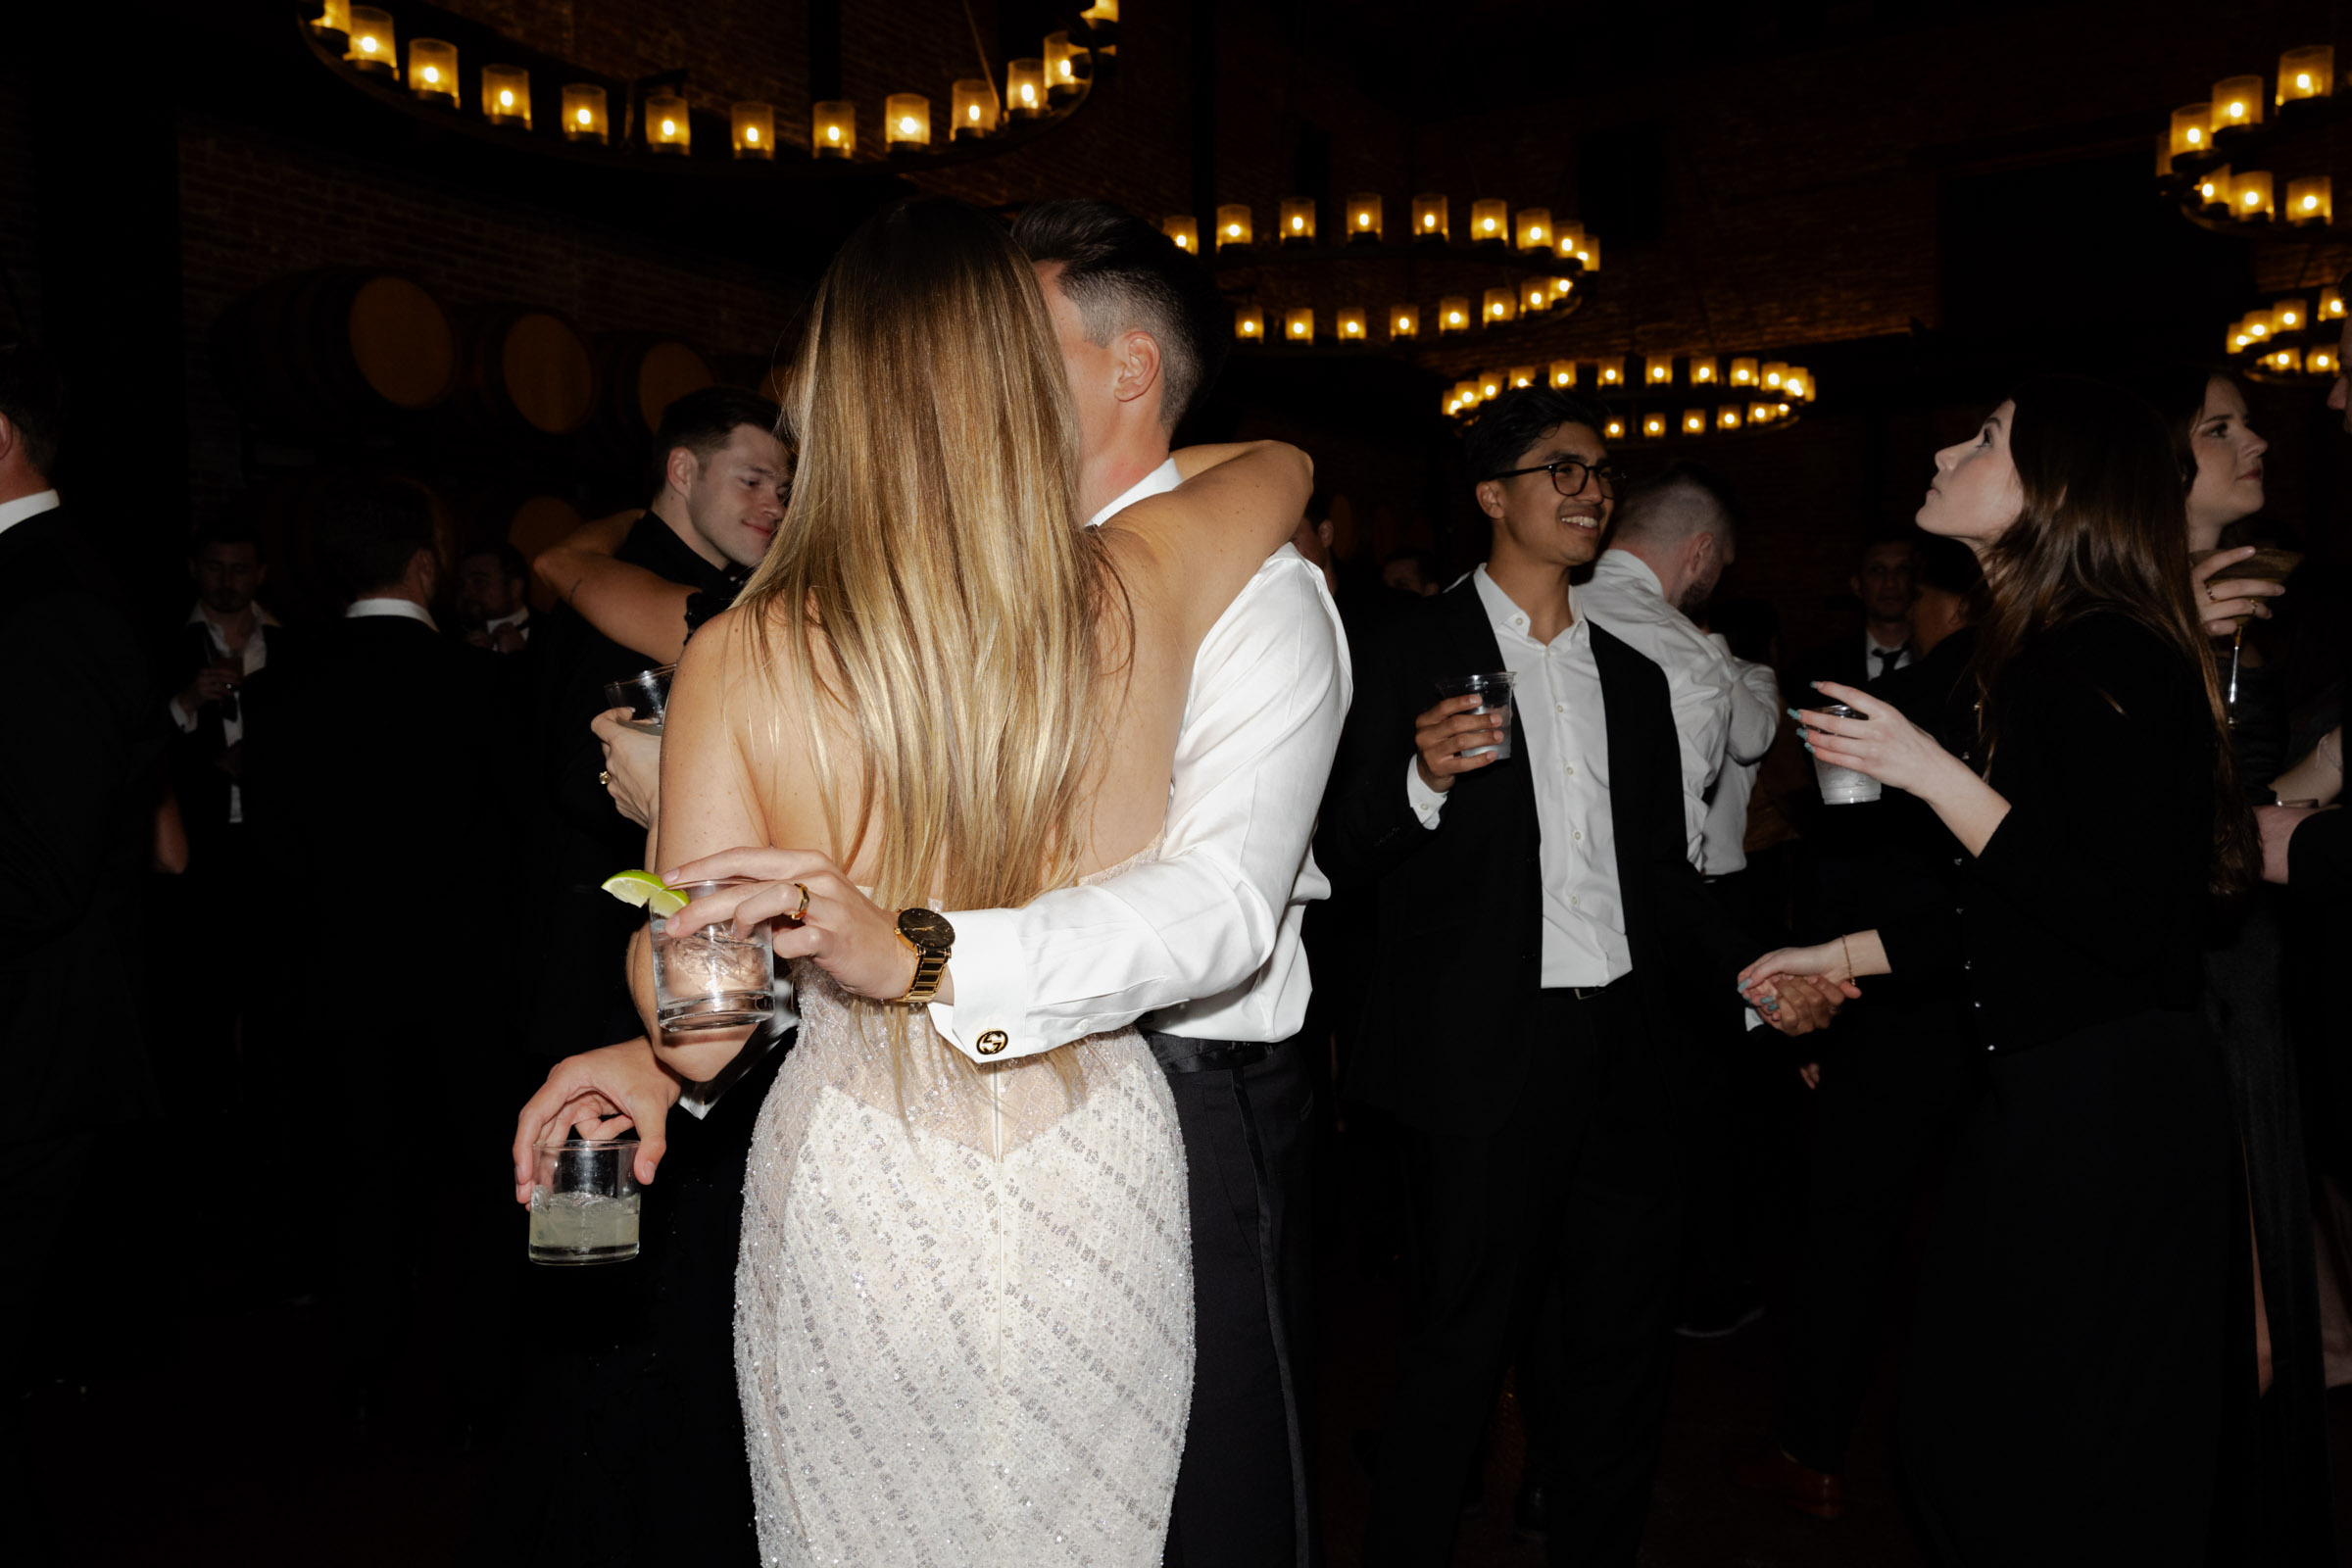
1573 830 1583 842
1952 857 1963 867
1555 703 1564 713
1565 764 1576 776
977 1030 1009 1055
1570 895 1581 906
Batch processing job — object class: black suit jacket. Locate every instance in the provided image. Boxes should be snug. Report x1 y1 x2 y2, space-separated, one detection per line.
0 507 168 1140
159 612 298 859
1315 578 1762 1135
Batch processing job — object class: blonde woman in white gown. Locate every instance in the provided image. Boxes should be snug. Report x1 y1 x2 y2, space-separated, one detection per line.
632 197 1312 1566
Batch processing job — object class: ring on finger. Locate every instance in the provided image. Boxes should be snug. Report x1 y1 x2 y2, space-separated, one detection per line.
790 882 812 921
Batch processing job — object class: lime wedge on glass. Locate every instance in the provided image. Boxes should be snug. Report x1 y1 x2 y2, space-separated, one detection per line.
601 869 688 918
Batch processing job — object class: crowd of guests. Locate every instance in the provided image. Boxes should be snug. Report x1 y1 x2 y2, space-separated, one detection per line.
3 200 2349 1568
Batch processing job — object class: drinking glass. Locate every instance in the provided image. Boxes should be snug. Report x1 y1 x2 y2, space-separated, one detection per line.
652 878 776 1031
528 1137 642 1265
1808 703 1882 805
1436 671 1515 760
2200 549 2302 723
604 663 676 736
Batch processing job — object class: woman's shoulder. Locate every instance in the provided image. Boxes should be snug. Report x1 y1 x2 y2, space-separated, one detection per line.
2024 609 2204 721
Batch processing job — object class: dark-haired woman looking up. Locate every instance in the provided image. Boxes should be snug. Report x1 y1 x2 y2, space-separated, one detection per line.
1741 378 2249 1565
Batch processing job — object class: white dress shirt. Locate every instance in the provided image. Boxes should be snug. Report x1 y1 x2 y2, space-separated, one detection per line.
1579 549 1779 868
929 458 1351 1061
0 488 61 538
1863 631 1911 680
1403 566 1630 988
169 602 280 825
1698 643 1782 877
484 604 531 645
346 596 439 631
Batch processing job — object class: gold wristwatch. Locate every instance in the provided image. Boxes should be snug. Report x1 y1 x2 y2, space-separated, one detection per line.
895 908 955 1005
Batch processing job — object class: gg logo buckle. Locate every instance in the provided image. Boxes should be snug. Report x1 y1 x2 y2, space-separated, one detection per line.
977 1029 1009 1056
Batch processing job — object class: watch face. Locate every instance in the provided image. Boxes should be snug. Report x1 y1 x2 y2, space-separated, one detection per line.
899 907 955 951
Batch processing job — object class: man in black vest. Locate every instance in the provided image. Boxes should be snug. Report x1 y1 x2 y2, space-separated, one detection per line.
1317 385 1842 1567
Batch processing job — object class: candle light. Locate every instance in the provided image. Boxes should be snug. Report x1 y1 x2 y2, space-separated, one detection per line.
1479 369 1503 401
1006 58 1047 119
730 101 773 158
647 92 690 154
1215 204 1253 249
1596 358 1623 387
1645 355 1673 385
1280 198 1316 244
811 100 856 158
1642 413 1667 439
1523 280 1549 314
2199 165 2232 207
2323 288 2347 319
1286 308 1315 343
2314 347 2340 375
1410 194 1448 241
316 0 350 31
1484 287 1517 324
563 83 609 143
1749 400 1776 424
1446 389 1463 417
2227 317 2253 353
2277 46 2333 104
1575 233 1600 272
1044 31 1090 98
1683 409 1706 434
2212 74 2264 130
483 65 531 127
1548 275 1575 304
1514 207 1551 251
1508 366 1536 389
1549 361 1577 388
1604 417 1626 440
1234 306 1264 341
1690 358 1718 385
1163 216 1199 253
2270 347 2304 373
1718 406 1742 430
1390 305 1419 339
1762 361 1788 391
884 93 930 151
347 6 395 73
2277 298 2309 331
2287 176 2332 224
1345 193 1383 242
1730 357 1757 386
1453 379 1480 412
2246 310 2273 342
1787 367 1813 400
1438 296 1471 334
1552 220 1585 265
409 39 457 103
951 78 996 140
1778 401 1794 418
1470 199 1508 243
2169 104 2214 163
2234 170 2276 220
1338 308 1367 341
1081 0 1118 19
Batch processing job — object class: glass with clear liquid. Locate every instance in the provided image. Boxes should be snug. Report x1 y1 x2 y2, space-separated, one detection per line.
604 662 676 736
652 877 776 1031
528 1137 642 1265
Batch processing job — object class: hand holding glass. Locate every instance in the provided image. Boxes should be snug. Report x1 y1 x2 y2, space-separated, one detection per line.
1436 672 1515 760
528 1136 642 1265
604 663 677 736
652 877 776 1031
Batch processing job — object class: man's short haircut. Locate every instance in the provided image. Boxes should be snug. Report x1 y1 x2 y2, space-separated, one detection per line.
1915 534 1984 599
1010 198 1227 432
315 474 438 602
0 339 66 477
1612 462 1738 552
190 507 262 559
1462 386 1609 487
1859 533 1920 566
647 385 785 500
463 539 529 586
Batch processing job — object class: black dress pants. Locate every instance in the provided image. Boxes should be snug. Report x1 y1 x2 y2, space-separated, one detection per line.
1364 984 1684 1568
1152 1034 1317 1568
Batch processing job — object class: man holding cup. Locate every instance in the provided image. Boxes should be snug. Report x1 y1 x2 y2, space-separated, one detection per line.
1316 384 1843 1568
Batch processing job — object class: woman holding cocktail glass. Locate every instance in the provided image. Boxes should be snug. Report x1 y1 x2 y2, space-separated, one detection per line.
1741 377 2252 1563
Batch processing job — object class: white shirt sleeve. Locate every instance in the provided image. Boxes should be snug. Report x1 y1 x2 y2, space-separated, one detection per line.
927 556 1349 1062
168 696 200 734
1721 643 1782 766
1405 754 1448 826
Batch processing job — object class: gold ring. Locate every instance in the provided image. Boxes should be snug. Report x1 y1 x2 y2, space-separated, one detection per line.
598 769 612 786
791 882 811 921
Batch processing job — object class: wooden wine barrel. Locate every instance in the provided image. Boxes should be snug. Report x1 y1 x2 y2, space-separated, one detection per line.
594 332 714 441
216 270 457 429
455 489 586 612
454 305 597 437
252 467 455 625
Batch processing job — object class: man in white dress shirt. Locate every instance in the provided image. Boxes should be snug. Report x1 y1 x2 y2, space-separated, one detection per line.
513 201 1346 1568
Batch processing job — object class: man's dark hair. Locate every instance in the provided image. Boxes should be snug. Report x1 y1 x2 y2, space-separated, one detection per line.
190 506 261 559
1915 532 1984 603
0 339 66 477
647 386 785 500
462 539 530 587
315 474 438 602
1858 533 1919 566
1462 386 1609 487
1614 461 1739 552
1011 198 1227 432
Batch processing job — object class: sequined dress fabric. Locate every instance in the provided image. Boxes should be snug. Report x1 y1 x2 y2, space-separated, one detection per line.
734 866 1194 1565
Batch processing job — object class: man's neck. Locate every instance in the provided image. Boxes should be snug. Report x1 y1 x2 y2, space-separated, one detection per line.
0 468 48 509
1606 541 1683 608
650 491 726 570
199 601 260 647
1078 430 1172 522
1484 550 1577 643
1866 617 1910 651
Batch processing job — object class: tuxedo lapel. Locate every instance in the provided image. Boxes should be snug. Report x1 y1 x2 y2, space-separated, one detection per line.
1431 580 1541 838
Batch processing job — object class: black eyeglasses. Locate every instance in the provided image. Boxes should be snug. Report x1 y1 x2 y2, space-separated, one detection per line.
1485 457 1627 498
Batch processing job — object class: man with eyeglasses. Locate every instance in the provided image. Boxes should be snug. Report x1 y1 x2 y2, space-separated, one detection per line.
1317 384 1844 1567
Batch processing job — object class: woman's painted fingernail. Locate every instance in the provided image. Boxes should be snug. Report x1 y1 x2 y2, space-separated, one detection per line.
1785 707 1801 718
1764 999 1781 1011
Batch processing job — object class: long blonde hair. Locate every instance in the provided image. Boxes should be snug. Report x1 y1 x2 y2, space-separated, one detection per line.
733 196 1119 933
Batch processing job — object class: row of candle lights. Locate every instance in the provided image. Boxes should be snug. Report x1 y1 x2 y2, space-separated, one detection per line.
1440 359 1816 421
317 2 1100 156
1234 283 1587 343
2158 47 2341 224
1169 196 1600 269
2224 287 2348 377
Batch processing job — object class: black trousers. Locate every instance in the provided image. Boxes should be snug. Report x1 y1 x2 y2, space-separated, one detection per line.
1775 995 1980 1474
1364 983 1685 1568
1152 1034 1317 1568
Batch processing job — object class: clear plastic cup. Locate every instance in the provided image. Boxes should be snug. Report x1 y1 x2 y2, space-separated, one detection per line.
1436 671 1515 760
652 878 776 1031
604 663 676 736
528 1137 641 1265
1809 703 1882 805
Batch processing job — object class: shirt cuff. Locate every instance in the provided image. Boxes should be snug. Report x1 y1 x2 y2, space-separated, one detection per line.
1405 756 1448 827
168 697 199 734
923 909 1052 1062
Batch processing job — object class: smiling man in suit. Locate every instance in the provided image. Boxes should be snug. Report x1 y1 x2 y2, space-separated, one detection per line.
1317 384 1843 1568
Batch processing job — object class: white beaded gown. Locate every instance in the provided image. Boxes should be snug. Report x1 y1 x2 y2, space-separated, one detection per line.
733 923 1195 1564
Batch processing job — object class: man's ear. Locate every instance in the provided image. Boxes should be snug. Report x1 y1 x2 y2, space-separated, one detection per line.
1847 572 1864 599
0 411 17 470
664 445 700 501
1111 329 1163 408
1474 479 1507 521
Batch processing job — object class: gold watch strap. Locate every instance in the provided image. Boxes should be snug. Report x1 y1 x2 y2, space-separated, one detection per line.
903 947 950 1005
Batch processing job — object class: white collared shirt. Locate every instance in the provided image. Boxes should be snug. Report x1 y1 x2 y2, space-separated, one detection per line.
169 601 281 824
1579 549 1780 869
485 604 530 645
0 488 61 538
929 458 1352 1058
346 596 439 632
1864 631 1912 679
1698 643 1783 877
1404 566 1630 988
